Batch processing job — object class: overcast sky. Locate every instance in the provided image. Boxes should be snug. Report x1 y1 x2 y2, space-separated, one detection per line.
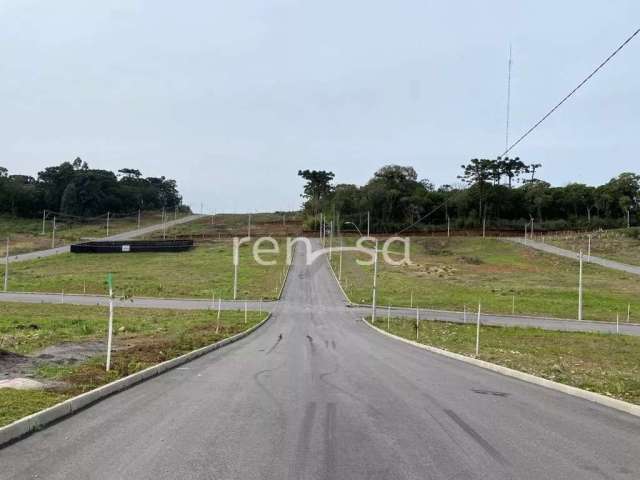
1 1 638 212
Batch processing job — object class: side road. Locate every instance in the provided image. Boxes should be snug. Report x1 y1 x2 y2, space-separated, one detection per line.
2 214 202 264
507 237 640 276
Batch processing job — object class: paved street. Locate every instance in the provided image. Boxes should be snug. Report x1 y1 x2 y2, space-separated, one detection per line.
1 241 639 479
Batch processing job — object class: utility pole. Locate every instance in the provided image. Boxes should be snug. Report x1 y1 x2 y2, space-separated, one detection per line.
137 208 141 229
447 215 450 238
578 250 584 322
3 238 9 292
505 43 513 152
106 211 110 236
233 257 239 300
42 210 46 235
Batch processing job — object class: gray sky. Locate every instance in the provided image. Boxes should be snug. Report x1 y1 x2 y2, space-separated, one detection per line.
1 1 639 212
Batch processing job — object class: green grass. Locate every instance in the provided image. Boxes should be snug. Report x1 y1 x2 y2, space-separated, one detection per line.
332 236 639 321
6 239 289 299
545 228 640 267
0 389 71 427
371 316 640 405
0 211 183 255
0 302 267 426
0 302 264 354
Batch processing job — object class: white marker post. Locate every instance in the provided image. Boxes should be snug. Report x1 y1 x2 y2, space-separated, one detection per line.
51 216 56 248
106 273 114 372
578 250 584 322
244 300 248 324
416 307 420 341
410 290 413 308
475 303 481 356
616 312 620 335
387 305 391 331
330 221 334 260
216 298 222 333
367 211 370 237
338 239 343 281
371 239 379 323
587 235 592 262
3 238 9 292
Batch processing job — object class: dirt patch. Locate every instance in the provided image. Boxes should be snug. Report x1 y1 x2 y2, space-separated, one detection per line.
0 341 106 381
0 350 31 380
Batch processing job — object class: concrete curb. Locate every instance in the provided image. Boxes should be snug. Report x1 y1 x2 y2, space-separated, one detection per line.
362 317 640 418
348 302 640 328
0 312 272 447
277 243 296 300
325 254 351 304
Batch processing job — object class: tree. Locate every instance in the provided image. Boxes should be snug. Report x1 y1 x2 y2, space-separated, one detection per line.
297 170 335 215
497 157 527 188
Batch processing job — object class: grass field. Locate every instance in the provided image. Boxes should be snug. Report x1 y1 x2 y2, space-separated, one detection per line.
0 210 181 255
151 212 304 240
331 236 639 321
6 239 289 299
0 302 266 427
544 228 640 267
369 316 640 405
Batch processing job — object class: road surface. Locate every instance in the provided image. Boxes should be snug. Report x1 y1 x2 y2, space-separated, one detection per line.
508 237 640 276
3 289 639 336
2 214 202 264
1 241 639 479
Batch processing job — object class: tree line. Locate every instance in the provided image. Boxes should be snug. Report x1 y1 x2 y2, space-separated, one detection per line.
0 158 185 218
299 159 640 232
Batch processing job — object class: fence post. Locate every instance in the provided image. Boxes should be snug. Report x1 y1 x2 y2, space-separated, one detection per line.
475 303 481 356
3 238 8 292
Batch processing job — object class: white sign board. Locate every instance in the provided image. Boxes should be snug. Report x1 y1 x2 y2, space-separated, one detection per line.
122 245 131 252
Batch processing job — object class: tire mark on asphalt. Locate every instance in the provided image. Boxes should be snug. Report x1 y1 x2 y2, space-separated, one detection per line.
444 409 510 467
289 401 317 480
324 402 337 480
265 333 284 355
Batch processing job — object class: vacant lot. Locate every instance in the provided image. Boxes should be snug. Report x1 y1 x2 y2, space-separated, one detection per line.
0 210 177 255
152 212 304 241
332 236 639 321
371 316 640 405
545 228 640 267
6 239 288 299
0 302 266 426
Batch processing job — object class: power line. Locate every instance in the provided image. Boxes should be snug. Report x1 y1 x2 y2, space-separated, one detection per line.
500 27 640 157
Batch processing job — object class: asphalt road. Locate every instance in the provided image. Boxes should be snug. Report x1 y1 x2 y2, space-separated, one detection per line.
1 241 639 479
2 214 202 264
508 237 640 276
